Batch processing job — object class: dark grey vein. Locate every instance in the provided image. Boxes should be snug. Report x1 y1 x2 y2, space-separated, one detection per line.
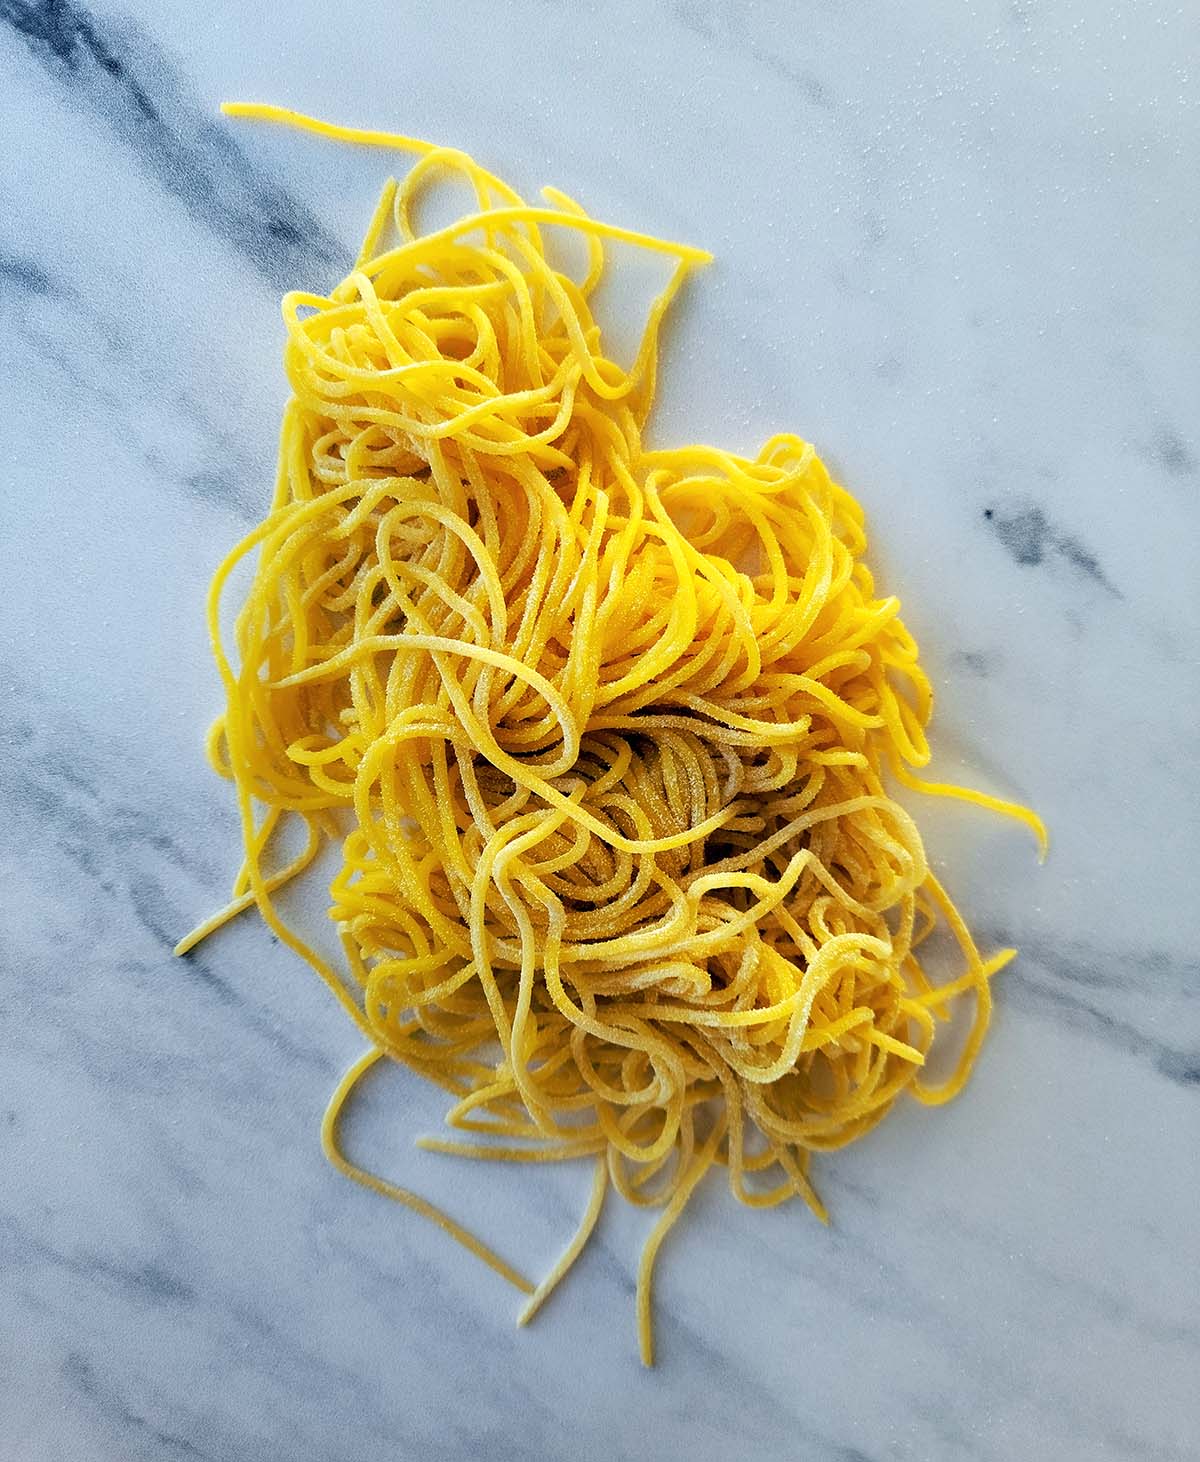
2 265 264 518
670 0 834 109
998 930 1200 1092
0 680 332 1076
0 1212 195 1307
126 874 334 1077
0 242 57 298
947 648 995 677
2 0 345 292
1004 946 1200 1092
61 1351 214 1462
1007 934 1199 999
1147 426 1196 478
983 503 1122 597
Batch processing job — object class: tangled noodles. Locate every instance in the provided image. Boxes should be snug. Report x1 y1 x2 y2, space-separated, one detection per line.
178 104 1046 1364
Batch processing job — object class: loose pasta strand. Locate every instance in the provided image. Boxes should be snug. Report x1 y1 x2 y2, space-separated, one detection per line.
517 1155 609 1327
322 1050 534 1295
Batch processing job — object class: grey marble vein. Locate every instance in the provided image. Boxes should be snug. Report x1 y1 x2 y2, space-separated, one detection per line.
1 1214 195 1310
1145 426 1196 479
1 2 1197 1460
983 502 1122 596
60 1351 218 1462
1007 967 1200 1089
0 247 266 520
977 929 1200 1090
1 0 345 292
0 243 56 297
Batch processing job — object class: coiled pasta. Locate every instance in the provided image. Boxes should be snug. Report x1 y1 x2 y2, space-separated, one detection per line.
180 104 1045 1364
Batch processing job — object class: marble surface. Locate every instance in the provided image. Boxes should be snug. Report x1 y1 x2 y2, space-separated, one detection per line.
2 2 1197 1458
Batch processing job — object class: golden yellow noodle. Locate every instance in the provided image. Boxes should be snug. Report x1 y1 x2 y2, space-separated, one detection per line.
178 102 1046 1365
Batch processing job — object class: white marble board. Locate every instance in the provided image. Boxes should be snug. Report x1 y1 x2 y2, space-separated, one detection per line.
1 2 1197 1459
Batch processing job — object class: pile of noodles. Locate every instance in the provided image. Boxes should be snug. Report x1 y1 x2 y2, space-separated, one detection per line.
181 105 1045 1363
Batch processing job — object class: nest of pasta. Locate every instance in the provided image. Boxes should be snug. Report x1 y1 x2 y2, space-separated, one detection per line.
187 105 1043 1363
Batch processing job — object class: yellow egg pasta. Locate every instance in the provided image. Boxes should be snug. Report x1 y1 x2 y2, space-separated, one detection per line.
179 103 1046 1365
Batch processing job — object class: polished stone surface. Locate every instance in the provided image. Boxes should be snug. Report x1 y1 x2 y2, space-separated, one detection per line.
1 2 1197 1458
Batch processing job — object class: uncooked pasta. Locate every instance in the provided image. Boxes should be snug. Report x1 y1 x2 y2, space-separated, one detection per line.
179 103 1046 1365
